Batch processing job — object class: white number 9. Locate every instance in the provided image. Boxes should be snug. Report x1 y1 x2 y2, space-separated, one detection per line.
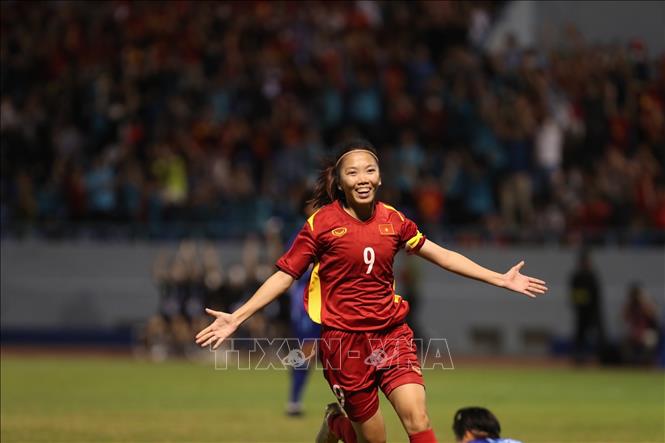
363 247 375 274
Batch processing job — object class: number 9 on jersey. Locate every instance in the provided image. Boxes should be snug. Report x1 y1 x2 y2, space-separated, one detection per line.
363 247 375 274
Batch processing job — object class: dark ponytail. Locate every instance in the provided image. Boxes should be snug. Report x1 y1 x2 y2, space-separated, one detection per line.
309 139 379 209
310 163 341 209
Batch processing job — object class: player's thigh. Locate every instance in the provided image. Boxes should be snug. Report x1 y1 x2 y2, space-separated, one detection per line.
351 407 387 443
387 383 431 434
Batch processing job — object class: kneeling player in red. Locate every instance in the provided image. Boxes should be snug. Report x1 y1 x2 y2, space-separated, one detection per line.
195 140 548 443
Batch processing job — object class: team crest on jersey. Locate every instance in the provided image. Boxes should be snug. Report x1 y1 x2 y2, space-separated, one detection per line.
331 227 347 237
379 224 395 235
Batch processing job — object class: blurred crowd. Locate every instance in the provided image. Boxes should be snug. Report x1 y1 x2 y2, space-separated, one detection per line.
139 237 663 366
138 228 288 361
2 1 664 244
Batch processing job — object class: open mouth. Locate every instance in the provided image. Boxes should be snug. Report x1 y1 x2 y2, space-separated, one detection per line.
355 188 372 199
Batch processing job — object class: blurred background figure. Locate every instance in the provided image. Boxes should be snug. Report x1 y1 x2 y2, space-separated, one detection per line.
568 248 605 365
201 242 226 312
225 263 252 338
139 240 212 361
400 258 425 344
139 248 174 362
169 240 206 359
622 283 660 366
284 192 321 417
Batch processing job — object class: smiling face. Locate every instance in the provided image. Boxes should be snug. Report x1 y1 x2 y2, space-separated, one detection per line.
337 150 381 210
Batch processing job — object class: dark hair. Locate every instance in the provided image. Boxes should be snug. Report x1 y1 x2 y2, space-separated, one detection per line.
578 247 591 265
299 189 315 217
310 139 379 209
628 281 643 301
452 407 501 440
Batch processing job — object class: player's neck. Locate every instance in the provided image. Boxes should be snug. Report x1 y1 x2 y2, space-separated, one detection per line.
342 201 375 221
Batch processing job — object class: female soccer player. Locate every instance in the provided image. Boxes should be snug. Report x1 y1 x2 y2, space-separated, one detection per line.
195 140 548 443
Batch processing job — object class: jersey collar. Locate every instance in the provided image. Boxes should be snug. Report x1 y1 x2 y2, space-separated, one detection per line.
335 200 378 225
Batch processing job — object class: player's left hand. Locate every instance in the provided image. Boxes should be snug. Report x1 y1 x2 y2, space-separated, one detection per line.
501 261 548 298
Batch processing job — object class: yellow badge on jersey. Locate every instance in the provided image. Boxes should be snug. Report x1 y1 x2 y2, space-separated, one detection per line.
331 227 347 237
379 224 395 235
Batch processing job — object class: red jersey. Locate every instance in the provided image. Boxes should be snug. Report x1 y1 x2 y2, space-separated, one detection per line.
276 200 426 331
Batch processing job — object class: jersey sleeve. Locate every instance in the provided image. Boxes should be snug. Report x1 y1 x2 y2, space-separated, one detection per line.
400 216 426 255
276 222 318 279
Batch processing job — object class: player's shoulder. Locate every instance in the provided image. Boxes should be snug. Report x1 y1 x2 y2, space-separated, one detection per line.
378 201 407 223
305 203 339 233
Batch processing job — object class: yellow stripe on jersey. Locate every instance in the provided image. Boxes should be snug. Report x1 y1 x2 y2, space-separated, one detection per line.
394 294 402 303
406 231 424 250
307 262 322 324
381 203 405 221
306 208 322 231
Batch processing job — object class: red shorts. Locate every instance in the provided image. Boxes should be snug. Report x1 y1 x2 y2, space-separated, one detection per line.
319 322 424 423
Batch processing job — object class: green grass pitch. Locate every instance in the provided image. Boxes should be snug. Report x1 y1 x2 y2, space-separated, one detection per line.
1 355 663 442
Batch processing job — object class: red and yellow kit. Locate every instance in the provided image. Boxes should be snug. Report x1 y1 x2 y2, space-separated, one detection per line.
276 200 426 331
277 200 427 421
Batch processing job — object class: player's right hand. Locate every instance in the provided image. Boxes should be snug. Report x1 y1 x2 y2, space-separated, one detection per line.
195 308 239 350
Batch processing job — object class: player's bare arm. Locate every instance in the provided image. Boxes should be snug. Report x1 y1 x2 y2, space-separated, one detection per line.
415 239 548 298
195 270 294 349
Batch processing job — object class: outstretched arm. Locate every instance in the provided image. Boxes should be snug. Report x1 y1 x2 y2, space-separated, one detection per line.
415 239 548 298
195 270 294 349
